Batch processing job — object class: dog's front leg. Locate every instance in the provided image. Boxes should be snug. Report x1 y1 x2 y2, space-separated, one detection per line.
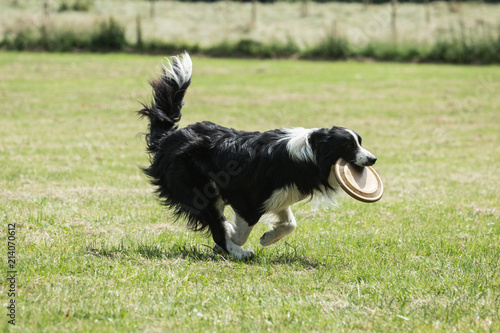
211 203 254 260
260 207 297 247
215 217 254 260
213 230 255 260
228 213 254 246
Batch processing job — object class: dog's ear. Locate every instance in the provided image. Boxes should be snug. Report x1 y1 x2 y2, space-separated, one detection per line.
309 129 341 184
330 126 342 132
308 128 329 149
310 128 344 152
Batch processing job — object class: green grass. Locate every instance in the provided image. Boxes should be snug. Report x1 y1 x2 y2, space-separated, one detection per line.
1 52 499 332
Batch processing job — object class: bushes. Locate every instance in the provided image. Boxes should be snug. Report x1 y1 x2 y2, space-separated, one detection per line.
356 42 424 62
301 35 348 60
137 38 299 59
1 16 126 52
58 0 93 12
135 31 500 63
1 16 499 64
299 23 500 64
426 26 500 64
90 17 127 51
0 24 91 52
205 39 300 58
137 39 201 54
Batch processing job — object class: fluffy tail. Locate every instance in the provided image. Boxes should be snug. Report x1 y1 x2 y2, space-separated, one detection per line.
138 52 192 153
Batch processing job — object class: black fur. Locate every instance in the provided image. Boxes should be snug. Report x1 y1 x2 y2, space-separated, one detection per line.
138 54 377 256
137 59 191 153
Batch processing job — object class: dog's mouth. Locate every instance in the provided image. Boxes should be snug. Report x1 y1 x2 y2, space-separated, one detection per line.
354 157 377 167
352 149 377 167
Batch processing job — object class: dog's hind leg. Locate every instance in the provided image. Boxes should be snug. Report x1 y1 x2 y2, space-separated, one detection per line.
259 207 297 247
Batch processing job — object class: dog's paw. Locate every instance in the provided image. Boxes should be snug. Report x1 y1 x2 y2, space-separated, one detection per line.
227 242 255 260
214 243 254 260
232 248 255 260
260 231 281 247
260 224 296 247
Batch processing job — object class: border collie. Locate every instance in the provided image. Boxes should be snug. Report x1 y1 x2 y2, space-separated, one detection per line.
138 53 377 259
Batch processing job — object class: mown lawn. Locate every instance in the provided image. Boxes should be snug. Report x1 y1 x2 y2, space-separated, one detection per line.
0 52 499 332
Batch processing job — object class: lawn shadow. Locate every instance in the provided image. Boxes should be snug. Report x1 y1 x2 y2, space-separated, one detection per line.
87 243 220 262
88 242 325 269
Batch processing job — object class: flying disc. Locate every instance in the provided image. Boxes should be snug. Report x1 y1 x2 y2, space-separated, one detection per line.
334 158 383 203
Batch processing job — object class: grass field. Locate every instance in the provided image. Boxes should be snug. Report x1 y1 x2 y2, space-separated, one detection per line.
1 52 499 332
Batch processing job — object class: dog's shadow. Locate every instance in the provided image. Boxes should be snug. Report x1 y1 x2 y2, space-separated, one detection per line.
88 243 323 269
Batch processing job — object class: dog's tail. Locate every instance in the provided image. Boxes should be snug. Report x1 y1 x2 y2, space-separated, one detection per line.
138 52 192 153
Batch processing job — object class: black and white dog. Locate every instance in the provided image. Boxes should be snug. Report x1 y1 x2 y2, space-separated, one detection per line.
138 53 377 259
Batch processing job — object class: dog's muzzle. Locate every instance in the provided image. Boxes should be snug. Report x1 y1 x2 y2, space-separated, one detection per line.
354 148 377 167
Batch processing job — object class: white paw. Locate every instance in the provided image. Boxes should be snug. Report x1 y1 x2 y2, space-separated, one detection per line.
260 224 296 247
232 248 255 260
214 243 254 260
227 241 255 260
260 230 289 247
260 231 282 247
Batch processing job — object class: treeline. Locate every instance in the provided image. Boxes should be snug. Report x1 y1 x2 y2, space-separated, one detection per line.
1 16 499 64
54 0 500 4
178 0 500 3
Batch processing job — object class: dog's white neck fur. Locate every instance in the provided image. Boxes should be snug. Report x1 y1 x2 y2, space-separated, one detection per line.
161 52 192 88
282 127 317 162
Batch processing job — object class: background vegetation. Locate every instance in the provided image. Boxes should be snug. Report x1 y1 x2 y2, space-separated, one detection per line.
1 0 500 63
0 52 499 331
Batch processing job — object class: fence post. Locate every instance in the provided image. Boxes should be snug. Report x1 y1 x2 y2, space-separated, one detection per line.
250 0 257 29
43 0 49 18
301 0 309 18
363 0 371 11
424 0 430 23
150 0 156 19
136 15 143 49
391 0 398 44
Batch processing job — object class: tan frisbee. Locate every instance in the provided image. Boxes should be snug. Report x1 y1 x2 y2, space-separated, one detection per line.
334 158 383 203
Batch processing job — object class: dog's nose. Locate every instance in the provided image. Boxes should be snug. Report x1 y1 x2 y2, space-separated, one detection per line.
367 156 377 166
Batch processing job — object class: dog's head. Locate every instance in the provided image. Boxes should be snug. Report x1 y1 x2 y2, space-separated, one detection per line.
309 126 377 167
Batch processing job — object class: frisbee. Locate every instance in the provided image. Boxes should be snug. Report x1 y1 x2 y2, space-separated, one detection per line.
334 158 383 203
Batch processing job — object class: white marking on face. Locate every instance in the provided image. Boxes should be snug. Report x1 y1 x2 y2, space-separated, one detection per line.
345 129 377 166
